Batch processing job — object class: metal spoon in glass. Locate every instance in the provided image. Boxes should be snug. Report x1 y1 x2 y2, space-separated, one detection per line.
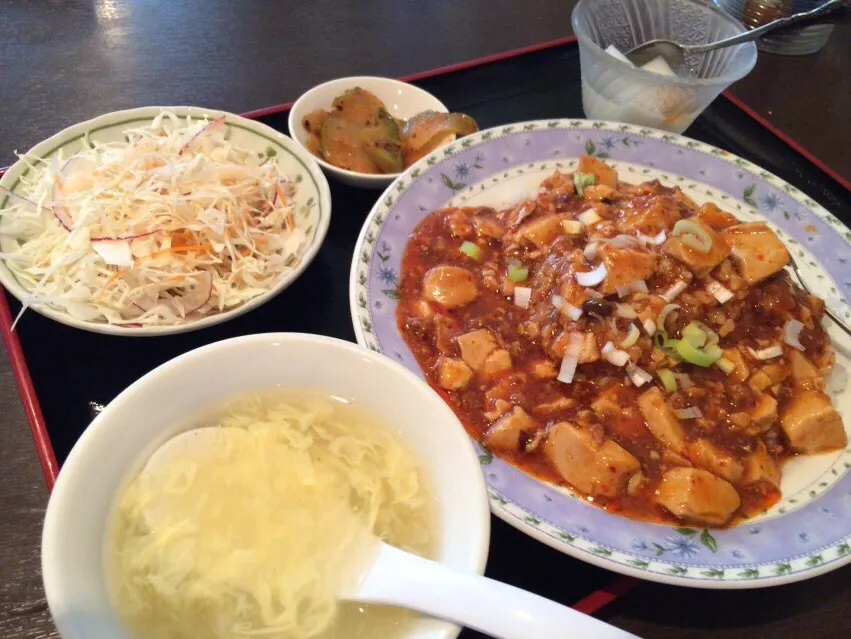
625 0 849 68
142 427 642 639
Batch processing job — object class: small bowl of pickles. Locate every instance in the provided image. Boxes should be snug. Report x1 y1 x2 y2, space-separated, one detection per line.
288 76 479 189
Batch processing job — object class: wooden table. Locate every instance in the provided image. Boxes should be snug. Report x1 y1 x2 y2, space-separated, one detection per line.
1 2 849 638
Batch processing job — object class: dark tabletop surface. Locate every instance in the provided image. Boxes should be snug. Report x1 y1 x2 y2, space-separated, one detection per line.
1 2 850 638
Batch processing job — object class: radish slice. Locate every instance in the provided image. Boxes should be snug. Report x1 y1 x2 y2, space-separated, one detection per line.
575 263 607 287
642 318 657 335
91 230 159 242
674 406 703 419
50 184 74 232
705 278 734 304
51 155 96 231
180 115 226 155
577 209 601 225
748 345 783 360
179 271 214 315
626 363 653 387
92 240 133 267
661 280 688 302
583 241 599 261
514 286 532 308
557 332 584 384
50 202 73 231
783 319 806 351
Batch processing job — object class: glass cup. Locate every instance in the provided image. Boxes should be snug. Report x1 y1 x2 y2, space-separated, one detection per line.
571 0 758 133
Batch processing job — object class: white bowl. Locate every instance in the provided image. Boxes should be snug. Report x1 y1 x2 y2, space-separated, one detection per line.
288 76 448 189
0 106 332 336
41 333 491 639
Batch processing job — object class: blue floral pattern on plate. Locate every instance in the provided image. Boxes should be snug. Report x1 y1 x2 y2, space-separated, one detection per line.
349 119 851 588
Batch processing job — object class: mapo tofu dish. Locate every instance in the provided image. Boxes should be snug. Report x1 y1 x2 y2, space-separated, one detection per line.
397 156 847 528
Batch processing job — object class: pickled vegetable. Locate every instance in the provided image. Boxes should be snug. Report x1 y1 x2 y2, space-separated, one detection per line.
360 108 403 174
319 115 376 173
402 111 479 166
302 87 478 174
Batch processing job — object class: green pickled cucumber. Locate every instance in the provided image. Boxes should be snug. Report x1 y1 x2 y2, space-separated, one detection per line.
331 87 387 127
360 108 403 174
319 115 378 173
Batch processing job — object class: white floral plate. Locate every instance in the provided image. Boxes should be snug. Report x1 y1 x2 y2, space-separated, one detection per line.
0 106 331 336
349 119 851 588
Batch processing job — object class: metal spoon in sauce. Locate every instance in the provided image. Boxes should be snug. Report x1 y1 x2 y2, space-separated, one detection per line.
625 0 849 68
142 428 641 639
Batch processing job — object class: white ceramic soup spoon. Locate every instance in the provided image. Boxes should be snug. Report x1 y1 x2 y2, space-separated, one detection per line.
142 428 641 639
343 532 640 639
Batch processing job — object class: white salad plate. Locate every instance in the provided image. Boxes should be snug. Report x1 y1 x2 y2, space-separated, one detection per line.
0 106 331 336
349 118 851 588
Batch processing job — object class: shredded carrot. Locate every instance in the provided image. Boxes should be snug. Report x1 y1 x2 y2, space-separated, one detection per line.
170 231 195 248
274 182 287 205
151 245 207 258
138 245 209 265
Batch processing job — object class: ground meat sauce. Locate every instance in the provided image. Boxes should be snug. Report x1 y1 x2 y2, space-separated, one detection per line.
397 157 846 528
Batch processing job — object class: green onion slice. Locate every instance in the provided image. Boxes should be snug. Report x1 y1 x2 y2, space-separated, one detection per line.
657 368 677 392
508 263 529 282
715 357 736 374
682 322 707 348
674 338 722 367
574 172 596 197
460 241 482 261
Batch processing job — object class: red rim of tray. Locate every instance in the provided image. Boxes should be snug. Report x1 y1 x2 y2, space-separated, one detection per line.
1 34 848 617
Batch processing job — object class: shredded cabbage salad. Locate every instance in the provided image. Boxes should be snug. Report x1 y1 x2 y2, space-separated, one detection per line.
0 111 306 328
